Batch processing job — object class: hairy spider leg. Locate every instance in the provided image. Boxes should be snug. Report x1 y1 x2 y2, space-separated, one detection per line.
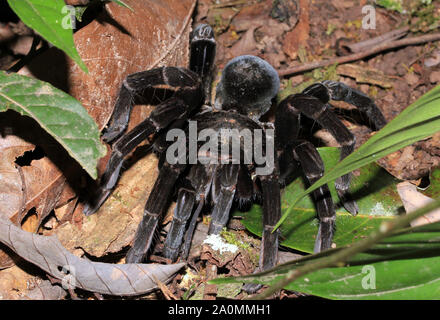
83 117 155 215
259 173 281 269
105 24 216 261
85 24 215 215
320 80 387 131
101 67 202 143
126 162 186 263
83 94 196 215
153 25 215 155
243 164 282 294
275 99 336 250
152 118 188 155
209 164 240 234
190 24 216 104
280 93 358 214
163 164 215 261
235 165 255 211
292 141 336 252
102 25 214 144
164 189 196 260
302 81 387 213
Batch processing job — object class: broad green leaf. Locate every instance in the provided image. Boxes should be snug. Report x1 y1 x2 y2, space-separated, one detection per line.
280 255 440 299
212 222 440 299
241 147 402 253
7 0 88 73
0 71 107 179
275 84 440 230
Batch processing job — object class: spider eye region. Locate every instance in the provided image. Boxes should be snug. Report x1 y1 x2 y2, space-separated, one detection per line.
216 55 280 119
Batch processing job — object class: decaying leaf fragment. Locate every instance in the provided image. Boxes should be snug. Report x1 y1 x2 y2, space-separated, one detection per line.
56 153 163 257
282 0 309 60
336 63 394 88
0 115 76 226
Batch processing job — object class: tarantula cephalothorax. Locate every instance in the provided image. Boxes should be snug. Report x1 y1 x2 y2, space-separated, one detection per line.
84 24 387 285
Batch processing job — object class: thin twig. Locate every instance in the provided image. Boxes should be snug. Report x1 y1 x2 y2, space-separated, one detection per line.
251 198 440 299
211 0 256 9
152 275 178 300
344 26 409 53
278 32 440 77
14 164 27 222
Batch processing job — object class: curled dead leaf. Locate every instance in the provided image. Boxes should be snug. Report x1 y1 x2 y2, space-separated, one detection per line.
0 214 185 296
397 181 440 227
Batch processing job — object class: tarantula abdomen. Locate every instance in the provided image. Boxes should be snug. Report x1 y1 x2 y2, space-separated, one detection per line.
215 55 280 119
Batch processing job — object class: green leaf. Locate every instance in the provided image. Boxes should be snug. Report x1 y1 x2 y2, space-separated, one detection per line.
106 0 133 11
275 84 440 230
241 147 402 253
291 258 440 299
0 71 107 179
212 222 440 299
7 0 88 73
376 0 404 13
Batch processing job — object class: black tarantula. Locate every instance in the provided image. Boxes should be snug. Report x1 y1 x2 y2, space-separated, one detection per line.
84 24 386 289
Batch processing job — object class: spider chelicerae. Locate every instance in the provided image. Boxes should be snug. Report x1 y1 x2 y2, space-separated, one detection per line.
83 23 387 291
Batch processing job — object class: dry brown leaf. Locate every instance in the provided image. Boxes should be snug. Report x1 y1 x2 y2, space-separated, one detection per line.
425 49 440 67
336 63 394 88
230 0 272 32
56 153 164 257
0 244 16 269
331 0 359 9
206 6 238 35
0 133 34 222
0 112 78 268
229 24 262 58
225 0 292 68
282 0 309 60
